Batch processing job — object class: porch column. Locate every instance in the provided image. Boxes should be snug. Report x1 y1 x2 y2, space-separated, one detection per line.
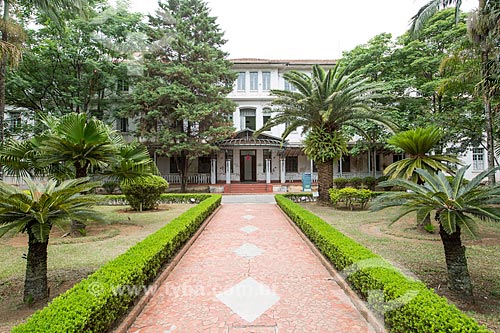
265 159 271 184
225 159 231 184
210 158 217 184
339 158 343 177
280 158 286 183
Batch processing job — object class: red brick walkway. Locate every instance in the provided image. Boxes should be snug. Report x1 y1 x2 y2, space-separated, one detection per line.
126 203 380 332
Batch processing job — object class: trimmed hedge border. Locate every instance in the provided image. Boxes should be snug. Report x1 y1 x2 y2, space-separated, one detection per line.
12 194 222 333
275 194 491 333
97 193 212 206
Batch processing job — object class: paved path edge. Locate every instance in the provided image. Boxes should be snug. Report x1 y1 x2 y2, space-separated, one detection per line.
276 204 387 333
112 205 222 333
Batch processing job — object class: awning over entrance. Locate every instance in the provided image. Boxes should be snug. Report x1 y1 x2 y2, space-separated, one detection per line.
217 129 284 148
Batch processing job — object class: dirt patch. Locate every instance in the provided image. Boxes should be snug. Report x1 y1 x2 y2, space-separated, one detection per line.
0 269 93 332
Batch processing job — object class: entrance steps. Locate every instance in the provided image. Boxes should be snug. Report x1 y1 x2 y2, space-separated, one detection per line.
224 183 273 193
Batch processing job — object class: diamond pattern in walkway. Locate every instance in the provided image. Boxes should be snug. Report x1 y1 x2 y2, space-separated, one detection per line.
125 203 381 332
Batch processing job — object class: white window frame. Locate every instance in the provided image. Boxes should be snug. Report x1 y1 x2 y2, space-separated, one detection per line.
284 79 297 91
262 71 271 91
250 72 258 91
240 108 256 130
237 72 246 91
472 147 484 171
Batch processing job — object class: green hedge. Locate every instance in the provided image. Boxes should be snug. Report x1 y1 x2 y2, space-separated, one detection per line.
97 193 212 206
276 194 490 333
12 194 222 333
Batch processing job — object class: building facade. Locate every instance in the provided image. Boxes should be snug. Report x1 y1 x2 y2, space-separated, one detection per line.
156 59 394 186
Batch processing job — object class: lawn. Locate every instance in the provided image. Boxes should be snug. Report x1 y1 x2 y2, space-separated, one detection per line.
302 202 500 332
0 204 191 332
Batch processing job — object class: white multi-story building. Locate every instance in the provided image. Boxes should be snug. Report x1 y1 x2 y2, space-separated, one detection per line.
157 59 397 189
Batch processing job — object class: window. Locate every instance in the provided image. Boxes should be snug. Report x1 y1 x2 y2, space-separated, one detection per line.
263 115 271 126
338 156 351 172
250 72 258 91
375 154 381 171
240 108 256 130
225 150 233 173
393 153 405 162
237 72 246 91
198 156 211 173
170 158 179 174
262 71 271 90
117 78 129 92
284 79 296 91
263 149 272 172
285 156 298 172
8 112 21 130
472 148 484 170
118 118 129 132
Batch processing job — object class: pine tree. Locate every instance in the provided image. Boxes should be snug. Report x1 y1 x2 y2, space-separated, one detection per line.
129 0 236 192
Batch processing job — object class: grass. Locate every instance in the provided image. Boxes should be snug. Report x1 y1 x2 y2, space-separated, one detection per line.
0 204 191 280
0 204 192 333
302 203 500 332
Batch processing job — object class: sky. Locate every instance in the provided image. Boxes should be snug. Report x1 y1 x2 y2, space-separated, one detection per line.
123 0 477 60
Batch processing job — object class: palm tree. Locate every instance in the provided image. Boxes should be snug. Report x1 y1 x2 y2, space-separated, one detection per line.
384 126 460 183
0 113 157 181
0 112 157 235
256 63 396 203
0 0 85 146
372 166 500 298
37 112 120 178
0 177 100 302
411 0 500 184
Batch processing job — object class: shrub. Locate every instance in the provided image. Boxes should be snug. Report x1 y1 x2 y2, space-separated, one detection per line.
348 177 363 189
333 177 349 189
376 175 391 190
12 194 221 333
329 187 376 210
362 176 377 190
120 175 169 211
276 194 490 333
102 181 119 194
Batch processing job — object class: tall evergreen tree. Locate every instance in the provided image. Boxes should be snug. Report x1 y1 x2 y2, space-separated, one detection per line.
128 0 236 192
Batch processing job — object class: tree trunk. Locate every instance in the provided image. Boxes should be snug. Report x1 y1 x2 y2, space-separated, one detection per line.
24 231 49 303
0 0 9 148
179 154 188 193
71 164 87 236
483 92 495 184
316 160 333 205
439 223 473 298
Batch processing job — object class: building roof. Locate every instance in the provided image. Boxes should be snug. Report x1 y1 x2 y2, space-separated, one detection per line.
230 58 337 66
217 129 284 148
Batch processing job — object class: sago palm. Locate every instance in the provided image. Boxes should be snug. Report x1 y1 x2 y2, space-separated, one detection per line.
372 166 500 298
38 112 120 178
384 126 460 183
0 177 100 302
257 63 396 203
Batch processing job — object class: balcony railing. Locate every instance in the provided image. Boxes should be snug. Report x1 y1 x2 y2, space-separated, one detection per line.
333 172 384 179
163 173 211 184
